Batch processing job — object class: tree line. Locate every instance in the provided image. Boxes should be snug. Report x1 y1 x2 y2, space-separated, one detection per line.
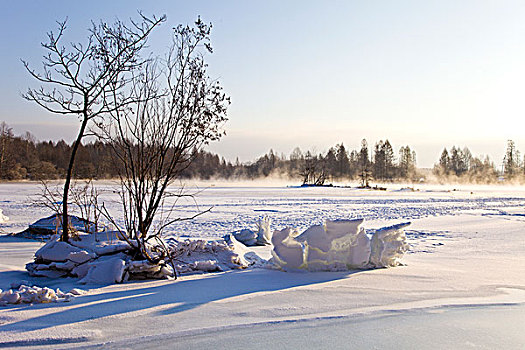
0 123 417 183
433 140 525 183
2 121 523 184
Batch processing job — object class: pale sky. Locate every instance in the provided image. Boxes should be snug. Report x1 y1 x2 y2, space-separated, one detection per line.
1 0 525 167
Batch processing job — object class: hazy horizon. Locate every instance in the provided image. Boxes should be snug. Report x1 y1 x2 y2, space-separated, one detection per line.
2 0 525 167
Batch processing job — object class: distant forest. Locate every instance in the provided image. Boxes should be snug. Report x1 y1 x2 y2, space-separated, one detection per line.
1 122 523 184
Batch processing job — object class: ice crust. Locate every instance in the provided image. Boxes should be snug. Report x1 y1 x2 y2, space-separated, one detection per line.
271 219 410 271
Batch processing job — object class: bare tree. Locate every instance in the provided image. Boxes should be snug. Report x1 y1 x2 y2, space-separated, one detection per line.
97 18 229 266
23 14 165 242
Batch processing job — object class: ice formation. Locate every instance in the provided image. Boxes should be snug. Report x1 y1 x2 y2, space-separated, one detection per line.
0 284 86 305
169 236 257 274
369 222 410 268
271 219 410 271
0 209 8 223
232 216 272 246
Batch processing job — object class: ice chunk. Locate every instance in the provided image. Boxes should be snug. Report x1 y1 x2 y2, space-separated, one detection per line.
370 222 410 268
26 262 69 278
0 285 83 304
191 260 221 272
79 257 126 284
271 227 306 271
35 240 88 262
69 288 87 296
256 216 272 245
0 209 8 223
325 219 370 268
71 261 91 278
233 217 272 246
49 260 78 271
290 218 370 271
67 250 96 264
1 290 20 304
233 229 258 246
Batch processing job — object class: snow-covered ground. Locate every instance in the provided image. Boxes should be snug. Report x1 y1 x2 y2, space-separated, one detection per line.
0 181 524 348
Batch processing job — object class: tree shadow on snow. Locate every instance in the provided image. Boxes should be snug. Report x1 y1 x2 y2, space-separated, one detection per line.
0 269 362 333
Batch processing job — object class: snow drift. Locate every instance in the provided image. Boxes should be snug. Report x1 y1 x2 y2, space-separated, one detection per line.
271 219 410 271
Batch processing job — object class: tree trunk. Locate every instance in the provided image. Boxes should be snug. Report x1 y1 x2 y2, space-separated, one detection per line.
61 115 88 242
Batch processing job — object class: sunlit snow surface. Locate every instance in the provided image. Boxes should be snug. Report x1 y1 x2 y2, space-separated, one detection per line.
1 182 524 240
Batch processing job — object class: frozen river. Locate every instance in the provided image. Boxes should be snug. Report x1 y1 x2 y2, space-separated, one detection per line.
2 181 525 239
1 181 525 349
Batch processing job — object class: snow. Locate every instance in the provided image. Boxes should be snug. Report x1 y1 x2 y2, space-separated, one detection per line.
0 182 525 348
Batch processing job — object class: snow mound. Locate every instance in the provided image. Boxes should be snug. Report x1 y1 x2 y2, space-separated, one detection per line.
271 219 410 271
232 216 272 246
26 229 254 284
27 233 174 284
0 284 86 305
0 209 8 223
370 222 411 267
16 214 97 238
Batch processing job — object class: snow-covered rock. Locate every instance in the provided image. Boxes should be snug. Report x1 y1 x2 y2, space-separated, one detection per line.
370 222 411 268
26 229 175 284
0 209 8 223
271 219 410 272
232 216 272 246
